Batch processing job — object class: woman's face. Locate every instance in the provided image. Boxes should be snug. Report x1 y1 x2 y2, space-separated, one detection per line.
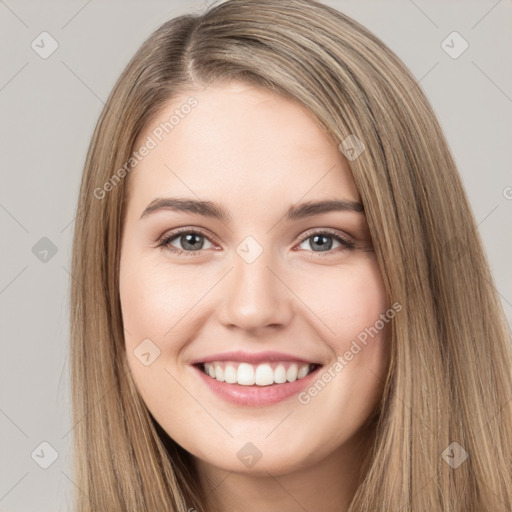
119 80 391 477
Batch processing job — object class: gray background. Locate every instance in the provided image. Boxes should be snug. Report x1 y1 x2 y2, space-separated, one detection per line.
1 1 511 510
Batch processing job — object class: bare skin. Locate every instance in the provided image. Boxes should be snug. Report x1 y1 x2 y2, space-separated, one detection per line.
119 80 391 511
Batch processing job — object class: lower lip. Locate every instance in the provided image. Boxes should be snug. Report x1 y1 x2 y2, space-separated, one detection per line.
192 364 322 407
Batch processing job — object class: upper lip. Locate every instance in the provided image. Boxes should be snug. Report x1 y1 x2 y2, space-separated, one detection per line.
190 350 322 365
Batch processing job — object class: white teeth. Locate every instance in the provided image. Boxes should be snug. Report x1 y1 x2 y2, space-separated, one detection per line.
286 364 298 382
202 361 315 386
274 364 287 384
224 364 237 384
255 364 274 386
297 364 309 379
237 362 255 385
214 364 224 382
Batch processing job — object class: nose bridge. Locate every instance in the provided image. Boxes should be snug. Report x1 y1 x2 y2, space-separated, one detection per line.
218 238 293 331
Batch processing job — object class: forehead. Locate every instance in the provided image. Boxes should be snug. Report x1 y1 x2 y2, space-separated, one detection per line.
126 80 360 215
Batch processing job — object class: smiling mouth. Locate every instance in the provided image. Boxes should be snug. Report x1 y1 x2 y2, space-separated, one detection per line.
195 361 320 386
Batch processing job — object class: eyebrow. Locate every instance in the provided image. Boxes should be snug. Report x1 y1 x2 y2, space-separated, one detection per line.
139 197 364 222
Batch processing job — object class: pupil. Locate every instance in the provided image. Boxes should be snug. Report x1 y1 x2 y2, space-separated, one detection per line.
179 234 333 252
312 234 331 251
182 234 202 250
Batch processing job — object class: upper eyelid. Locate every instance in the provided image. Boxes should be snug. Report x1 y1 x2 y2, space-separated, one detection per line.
160 226 354 250
161 227 218 245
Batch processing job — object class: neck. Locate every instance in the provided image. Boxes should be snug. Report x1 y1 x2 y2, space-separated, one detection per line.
194 424 374 512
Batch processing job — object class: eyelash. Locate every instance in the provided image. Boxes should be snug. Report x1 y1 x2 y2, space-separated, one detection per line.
157 227 356 257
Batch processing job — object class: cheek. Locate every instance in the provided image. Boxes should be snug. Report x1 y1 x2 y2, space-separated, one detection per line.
119 247 392 470
119 254 201 416
293 256 391 406
297 256 389 347
120 255 208 345
120 250 389 360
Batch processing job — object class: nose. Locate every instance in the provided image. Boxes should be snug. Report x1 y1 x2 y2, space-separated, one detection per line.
216 247 294 334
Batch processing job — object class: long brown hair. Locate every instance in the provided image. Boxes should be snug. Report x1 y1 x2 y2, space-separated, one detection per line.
70 0 512 510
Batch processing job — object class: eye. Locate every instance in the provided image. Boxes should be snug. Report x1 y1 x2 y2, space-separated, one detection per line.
157 227 356 257
158 228 215 256
296 230 355 256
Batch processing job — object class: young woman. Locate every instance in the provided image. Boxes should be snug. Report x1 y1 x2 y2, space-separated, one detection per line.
70 0 512 510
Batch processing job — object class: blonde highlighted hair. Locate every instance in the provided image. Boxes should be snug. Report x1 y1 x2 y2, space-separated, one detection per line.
70 0 512 510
